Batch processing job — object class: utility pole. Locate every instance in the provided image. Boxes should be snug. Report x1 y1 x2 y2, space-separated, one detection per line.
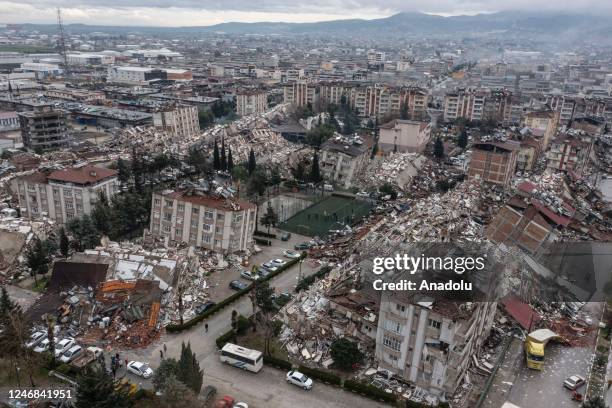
57 8 70 78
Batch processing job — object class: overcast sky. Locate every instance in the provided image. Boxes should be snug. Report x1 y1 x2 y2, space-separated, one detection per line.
1 0 612 26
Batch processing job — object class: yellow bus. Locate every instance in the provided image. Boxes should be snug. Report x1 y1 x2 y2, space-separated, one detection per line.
524 338 545 370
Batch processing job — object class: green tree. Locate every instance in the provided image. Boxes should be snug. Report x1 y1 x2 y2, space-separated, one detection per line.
26 237 51 285
213 140 220 170
91 192 112 236
457 129 468 149
59 227 69 257
227 146 234 171
198 110 214 129
261 203 279 235
291 160 306 182
434 137 444 159
230 164 248 182
247 149 257 175
67 215 100 251
159 374 202 408
270 166 281 190
309 152 322 184
178 342 203 394
246 169 267 198
255 281 276 356
187 147 210 176
46 316 55 366
400 100 409 120
220 139 227 171
330 338 363 370
117 158 130 186
152 358 180 391
75 366 131 408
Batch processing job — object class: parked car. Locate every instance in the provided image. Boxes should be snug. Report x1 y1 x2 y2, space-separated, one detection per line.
283 250 301 259
240 270 260 281
54 338 75 357
256 267 270 278
234 403 249 408
195 301 216 315
294 243 310 251
127 361 154 379
563 375 586 390
25 331 46 349
269 258 286 267
229 280 248 291
34 337 58 353
60 345 83 363
261 263 279 273
286 370 313 390
280 231 291 241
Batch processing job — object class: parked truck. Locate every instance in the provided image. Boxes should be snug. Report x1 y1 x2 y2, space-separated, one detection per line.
70 346 103 369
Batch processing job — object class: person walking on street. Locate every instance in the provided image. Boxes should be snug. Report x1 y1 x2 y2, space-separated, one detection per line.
163 344 167 353
160 349 164 359
205 323 209 333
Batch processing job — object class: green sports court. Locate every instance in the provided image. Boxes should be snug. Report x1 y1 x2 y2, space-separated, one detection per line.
279 194 372 237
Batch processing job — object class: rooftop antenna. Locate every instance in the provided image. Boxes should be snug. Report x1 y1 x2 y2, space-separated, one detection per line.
57 8 70 78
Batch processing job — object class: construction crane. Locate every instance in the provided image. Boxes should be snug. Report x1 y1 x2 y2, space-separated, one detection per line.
56 8 70 78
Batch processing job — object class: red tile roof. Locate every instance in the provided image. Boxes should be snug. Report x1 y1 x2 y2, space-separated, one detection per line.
48 166 117 185
501 295 541 331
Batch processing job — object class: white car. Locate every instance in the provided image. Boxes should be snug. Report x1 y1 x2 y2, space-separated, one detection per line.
60 345 83 363
54 338 75 357
240 270 259 281
25 331 46 349
261 262 279 272
286 370 313 390
127 361 154 379
283 250 301 259
270 258 286 267
33 337 58 353
234 403 249 408
563 375 586 390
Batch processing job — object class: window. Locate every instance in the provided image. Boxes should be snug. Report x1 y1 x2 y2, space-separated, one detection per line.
428 319 441 330
162 225 171 233
163 212 172 222
175 229 182 236
177 204 184 211
215 226 221 234
154 199 161 206
66 202 74 210
217 213 224 220
64 189 72 197
205 210 214 219
202 234 211 243
202 224 211 231
395 303 405 313
192 208 199 214
384 319 401 334
382 335 401 352
387 353 399 362
215 239 221 246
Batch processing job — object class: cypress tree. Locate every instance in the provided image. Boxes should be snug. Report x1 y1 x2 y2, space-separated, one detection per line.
213 140 220 170
59 227 69 257
310 152 322 183
178 342 203 394
227 146 234 171
434 137 444 159
247 149 256 175
220 138 227 171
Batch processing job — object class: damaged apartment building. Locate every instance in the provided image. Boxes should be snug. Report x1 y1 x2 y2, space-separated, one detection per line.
375 291 496 399
149 184 256 253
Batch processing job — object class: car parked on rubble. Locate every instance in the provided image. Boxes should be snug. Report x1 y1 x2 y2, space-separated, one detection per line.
563 375 586 390
294 242 310 251
25 331 46 349
229 280 249 291
283 250 301 259
261 262 279 273
34 337 58 353
286 370 313 390
127 361 154 379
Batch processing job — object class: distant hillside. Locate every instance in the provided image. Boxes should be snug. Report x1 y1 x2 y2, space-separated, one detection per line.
14 11 612 42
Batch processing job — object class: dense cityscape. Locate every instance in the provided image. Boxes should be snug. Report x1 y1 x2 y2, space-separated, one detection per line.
0 5 611 408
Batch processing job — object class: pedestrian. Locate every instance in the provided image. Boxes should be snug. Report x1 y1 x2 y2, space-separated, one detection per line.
205 323 209 333
160 349 164 359
163 343 167 353
124 358 128 368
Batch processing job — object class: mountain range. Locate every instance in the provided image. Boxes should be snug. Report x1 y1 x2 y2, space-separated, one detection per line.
14 12 612 42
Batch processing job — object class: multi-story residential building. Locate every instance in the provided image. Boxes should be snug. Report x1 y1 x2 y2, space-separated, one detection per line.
522 109 559 149
443 88 487 122
378 119 431 154
367 49 386 65
468 140 520 186
283 81 317 107
236 90 268 116
319 136 369 188
149 190 256 253
11 166 118 223
546 132 594 175
18 106 70 152
0 111 19 131
516 136 542 172
375 291 496 397
153 104 200 138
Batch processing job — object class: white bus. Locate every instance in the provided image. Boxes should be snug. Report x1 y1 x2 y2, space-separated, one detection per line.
220 343 263 373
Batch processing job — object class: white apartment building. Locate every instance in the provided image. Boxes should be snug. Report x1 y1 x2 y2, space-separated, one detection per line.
378 119 431 154
149 190 257 253
375 291 496 398
319 136 370 188
367 49 386 64
11 166 119 223
236 90 268 116
283 81 318 107
443 89 487 122
153 105 200 138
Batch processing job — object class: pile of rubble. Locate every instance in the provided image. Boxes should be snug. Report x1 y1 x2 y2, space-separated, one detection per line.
361 153 428 191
